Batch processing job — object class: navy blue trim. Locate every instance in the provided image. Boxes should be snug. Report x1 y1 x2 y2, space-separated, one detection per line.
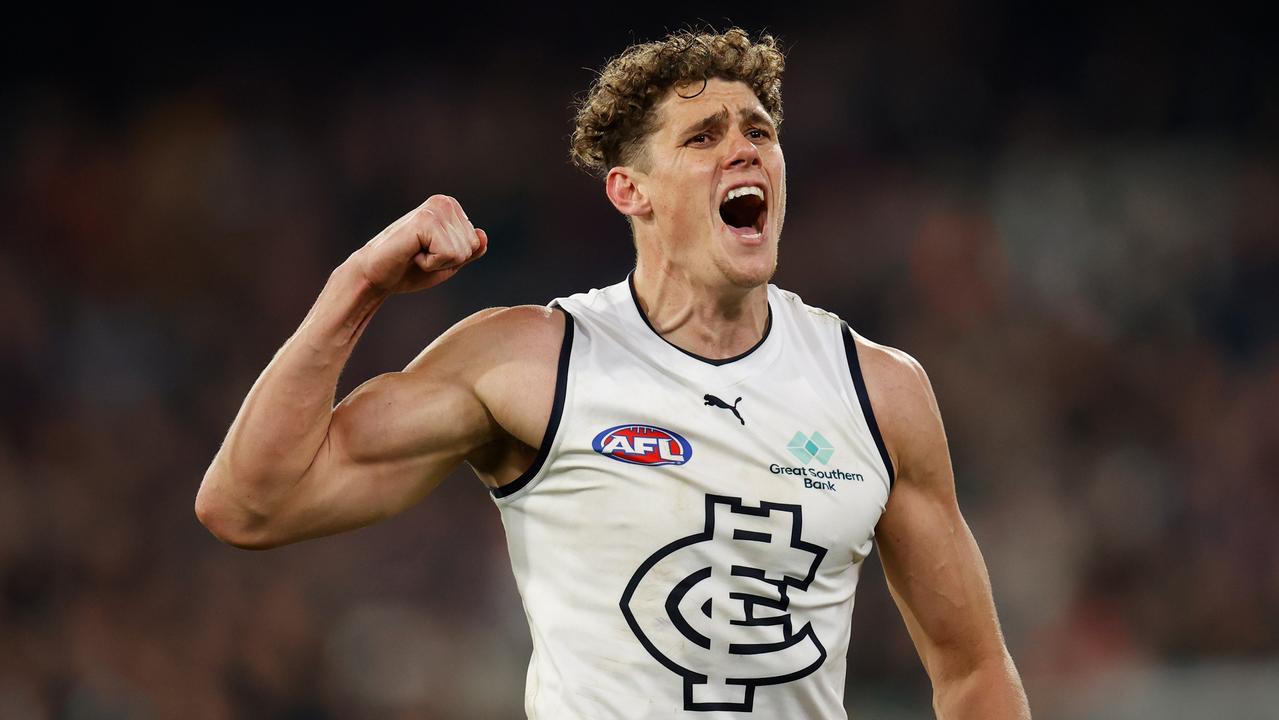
841 322 895 487
491 306 574 498
627 272 771 367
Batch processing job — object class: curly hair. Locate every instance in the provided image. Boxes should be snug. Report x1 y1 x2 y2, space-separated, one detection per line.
570 27 786 176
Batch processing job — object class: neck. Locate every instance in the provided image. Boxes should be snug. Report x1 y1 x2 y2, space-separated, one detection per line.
631 260 770 361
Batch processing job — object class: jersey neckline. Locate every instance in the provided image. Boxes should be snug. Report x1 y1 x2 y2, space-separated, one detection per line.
626 271 774 367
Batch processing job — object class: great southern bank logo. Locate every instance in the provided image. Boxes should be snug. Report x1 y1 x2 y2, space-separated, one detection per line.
787 431 834 465
592 424 692 466
620 494 828 712
773 431 863 491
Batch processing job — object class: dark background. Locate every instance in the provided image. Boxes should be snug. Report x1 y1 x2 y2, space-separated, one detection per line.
2 3 1276 718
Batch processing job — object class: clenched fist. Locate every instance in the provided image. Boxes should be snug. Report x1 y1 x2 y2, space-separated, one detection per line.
354 195 488 294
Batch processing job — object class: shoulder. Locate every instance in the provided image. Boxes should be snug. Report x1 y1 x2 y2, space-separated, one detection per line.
850 333 946 485
436 303 566 342
853 333 933 408
390 305 570 454
404 305 568 380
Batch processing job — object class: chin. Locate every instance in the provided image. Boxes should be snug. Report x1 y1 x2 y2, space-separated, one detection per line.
719 252 778 290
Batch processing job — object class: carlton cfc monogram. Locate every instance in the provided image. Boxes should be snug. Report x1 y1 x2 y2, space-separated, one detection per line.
621 494 830 712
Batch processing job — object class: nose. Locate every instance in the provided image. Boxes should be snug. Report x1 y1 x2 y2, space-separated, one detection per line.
723 130 761 169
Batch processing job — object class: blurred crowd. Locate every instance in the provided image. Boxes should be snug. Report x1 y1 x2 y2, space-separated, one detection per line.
1 6 1275 719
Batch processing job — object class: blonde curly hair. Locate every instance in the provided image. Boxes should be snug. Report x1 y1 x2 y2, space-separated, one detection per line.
570 27 786 176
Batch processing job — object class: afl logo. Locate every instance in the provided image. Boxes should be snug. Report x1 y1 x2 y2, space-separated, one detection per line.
592 424 693 466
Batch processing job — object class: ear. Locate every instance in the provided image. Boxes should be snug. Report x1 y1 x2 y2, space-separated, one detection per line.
605 166 650 218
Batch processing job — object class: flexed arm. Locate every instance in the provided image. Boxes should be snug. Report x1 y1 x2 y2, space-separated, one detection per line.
195 195 491 549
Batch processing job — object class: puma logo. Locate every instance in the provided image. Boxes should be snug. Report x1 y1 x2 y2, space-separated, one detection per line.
703 394 745 426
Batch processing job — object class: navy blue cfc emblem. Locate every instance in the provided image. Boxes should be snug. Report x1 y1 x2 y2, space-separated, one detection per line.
620 495 829 712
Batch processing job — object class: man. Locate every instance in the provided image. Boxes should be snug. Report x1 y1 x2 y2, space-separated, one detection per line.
196 28 1031 719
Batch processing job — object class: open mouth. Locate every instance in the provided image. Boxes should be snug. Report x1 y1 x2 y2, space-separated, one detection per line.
719 186 767 238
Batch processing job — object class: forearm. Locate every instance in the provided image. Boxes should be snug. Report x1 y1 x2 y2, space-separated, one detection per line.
199 254 387 523
933 651 1030 720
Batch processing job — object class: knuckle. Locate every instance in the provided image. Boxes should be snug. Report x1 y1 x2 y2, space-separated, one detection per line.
414 196 470 247
426 194 459 213
413 206 437 225
421 196 449 217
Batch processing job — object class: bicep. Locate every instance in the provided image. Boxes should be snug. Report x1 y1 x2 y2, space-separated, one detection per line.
865 346 1006 681
267 338 499 544
876 473 1002 681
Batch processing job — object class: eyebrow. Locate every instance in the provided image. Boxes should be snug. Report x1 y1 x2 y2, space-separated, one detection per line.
678 107 776 138
680 108 730 137
739 108 776 131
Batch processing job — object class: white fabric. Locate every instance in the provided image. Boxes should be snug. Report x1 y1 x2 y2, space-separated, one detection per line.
492 278 892 719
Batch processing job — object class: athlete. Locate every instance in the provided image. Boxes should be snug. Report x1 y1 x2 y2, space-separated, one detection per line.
196 28 1031 719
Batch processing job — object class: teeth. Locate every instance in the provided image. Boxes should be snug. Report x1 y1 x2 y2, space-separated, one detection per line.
724 186 764 203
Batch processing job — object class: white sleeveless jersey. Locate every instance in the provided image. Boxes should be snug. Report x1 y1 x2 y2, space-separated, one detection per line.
490 276 895 719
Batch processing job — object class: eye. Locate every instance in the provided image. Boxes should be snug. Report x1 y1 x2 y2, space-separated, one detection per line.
686 131 715 146
747 127 771 140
